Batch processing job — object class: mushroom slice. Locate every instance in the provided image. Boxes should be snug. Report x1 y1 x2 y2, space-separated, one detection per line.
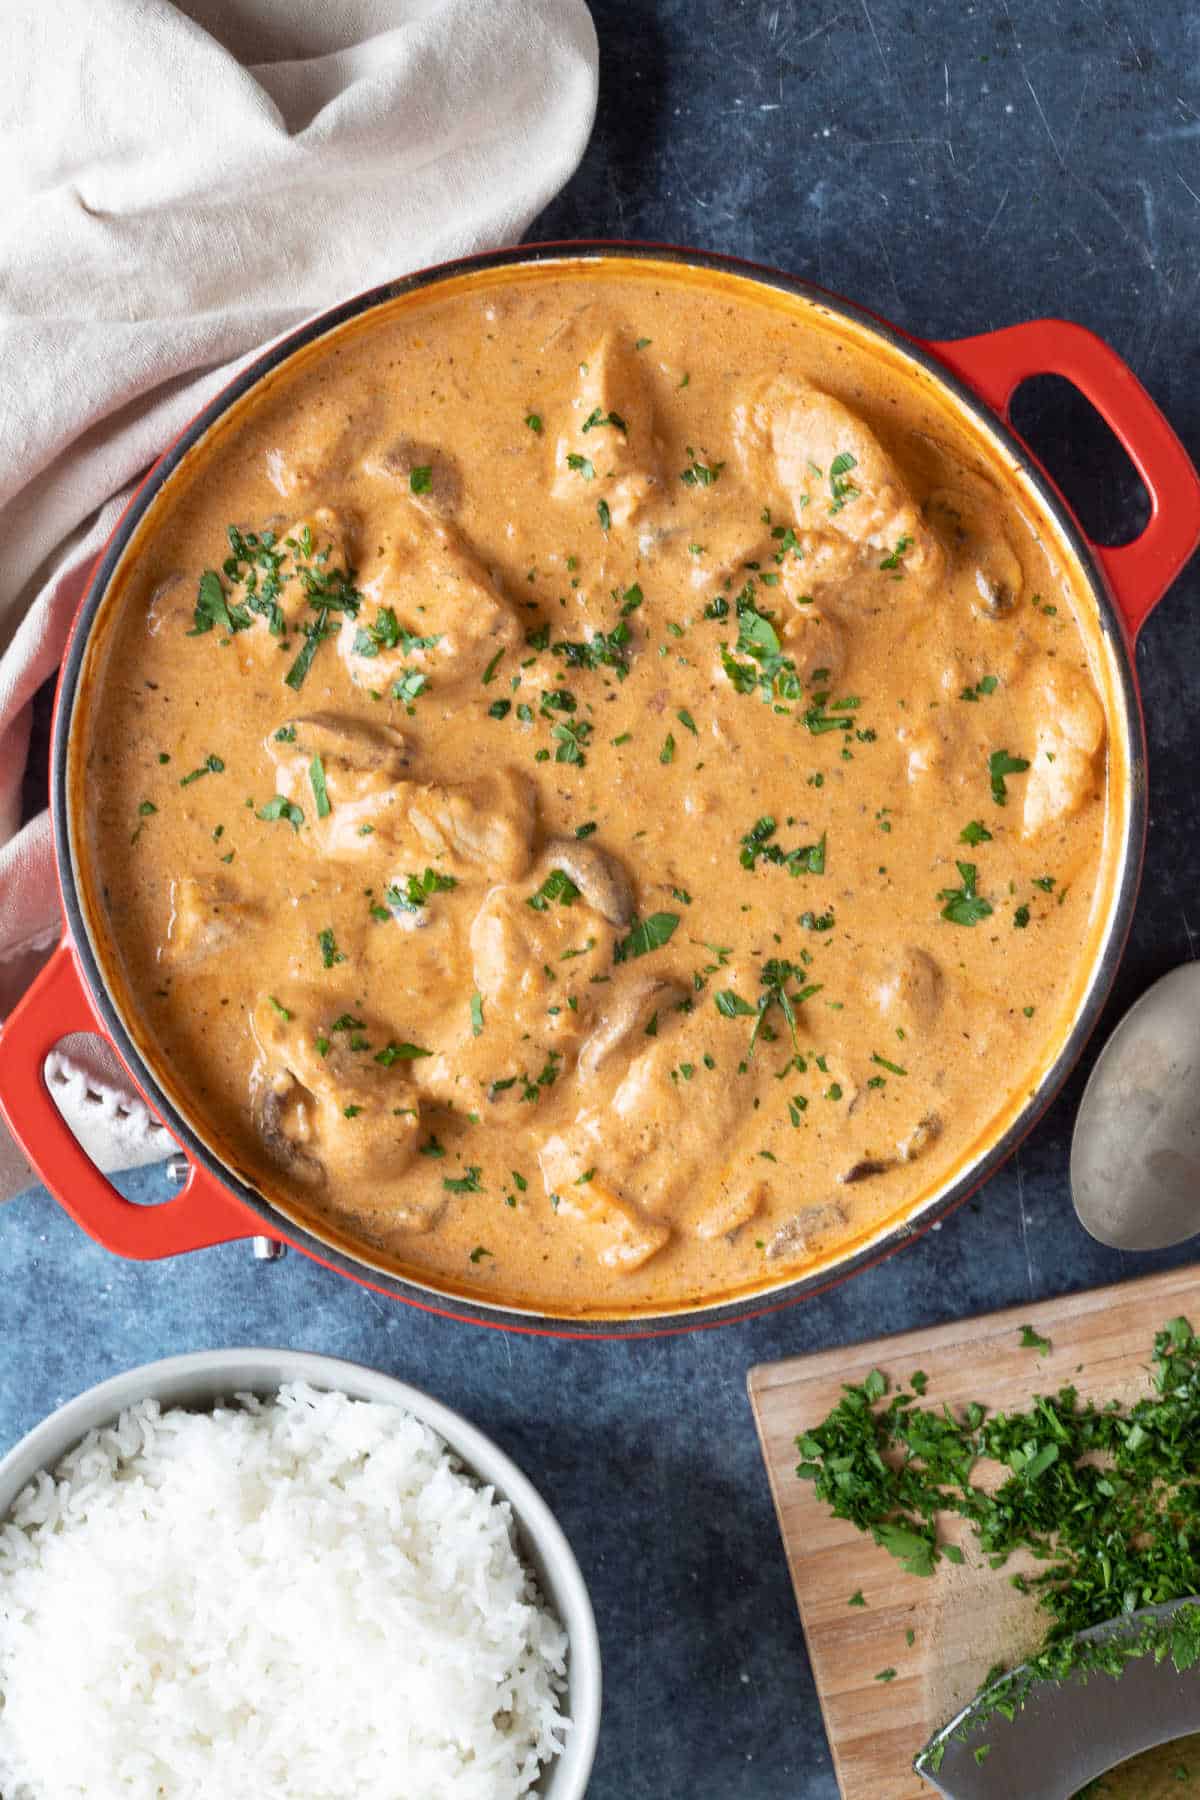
163 876 261 966
926 481 1025 620
266 712 412 790
361 438 462 511
578 975 690 1081
898 1113 941 1164
840 1158 893 1186
539 1138 670 1272
766 1203 847 1262
538 837 636 927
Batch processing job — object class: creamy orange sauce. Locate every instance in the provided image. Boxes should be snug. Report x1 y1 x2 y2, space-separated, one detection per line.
73 260 1125 1318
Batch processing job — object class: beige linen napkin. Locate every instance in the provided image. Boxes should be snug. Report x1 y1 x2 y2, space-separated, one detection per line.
0 0 598 1198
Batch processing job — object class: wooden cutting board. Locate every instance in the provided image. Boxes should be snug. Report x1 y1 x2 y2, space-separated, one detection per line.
748 1264 1200 1799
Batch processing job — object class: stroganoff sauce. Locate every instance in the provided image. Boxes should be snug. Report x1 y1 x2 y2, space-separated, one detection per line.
74 261 1124 1316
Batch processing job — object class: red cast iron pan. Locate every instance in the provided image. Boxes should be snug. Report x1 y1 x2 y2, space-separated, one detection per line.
1 242 1198 1337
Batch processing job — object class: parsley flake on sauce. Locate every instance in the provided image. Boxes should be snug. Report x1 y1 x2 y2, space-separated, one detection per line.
257 795 304 833
938 862 993 926
374 1041 433 1066
444 1166 484 1194
408 465 433 494
989 748 1031 805
470 990 484 1037
615 912 680 962
308 754 331 818
565 452 595 481
179 753 224 787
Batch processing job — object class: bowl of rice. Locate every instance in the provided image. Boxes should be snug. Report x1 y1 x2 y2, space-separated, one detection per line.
0 1348 601 1800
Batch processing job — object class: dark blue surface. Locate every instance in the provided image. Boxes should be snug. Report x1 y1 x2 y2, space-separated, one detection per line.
5 5 1200 1795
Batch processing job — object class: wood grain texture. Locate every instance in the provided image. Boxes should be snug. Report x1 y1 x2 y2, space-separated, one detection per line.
748 1265 1200 1799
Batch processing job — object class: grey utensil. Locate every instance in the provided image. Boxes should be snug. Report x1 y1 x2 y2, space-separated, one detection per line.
1072 964 1200 1250
916 1599 1200 1798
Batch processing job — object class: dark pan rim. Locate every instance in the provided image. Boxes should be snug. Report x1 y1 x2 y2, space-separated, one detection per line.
51 239 1147 1337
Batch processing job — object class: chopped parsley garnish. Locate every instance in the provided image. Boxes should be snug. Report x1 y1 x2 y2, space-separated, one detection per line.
391 668 428 709
938 861 993 926
482 649 504 684
443 1167 483 1194
527 869 582 912
179 753 224 787
871 1053 907 1076
581 407 627 433
740 816 826 877
827 450 860 514
565 452 595 481
959 819 993 846
1019 1324 1052 1354
575 821 597 838
596 498 611 535
677 708 698 735
961 674 999 702
257 794 304 832
614 912 680 961
488 699 511 720
552 717 593 765
469 1245 493 1263
1014 904 1031 929
525 413 543 433
749 959 821 1056
352 607 441 659
989 748 1031 805
385 868 458 913
470 991 484 1037
308 754 331 818
719 581 802 706
267 994 292 1021
679 454 725 487
553 619 631 679
317 928 344 969
879 535 913 572
660 733 676 765
409 465 433 494
1033 875 1057 892
374 1041 433 1065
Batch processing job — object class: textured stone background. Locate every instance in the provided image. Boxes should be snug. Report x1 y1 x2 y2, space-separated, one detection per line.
6 4 1200 1793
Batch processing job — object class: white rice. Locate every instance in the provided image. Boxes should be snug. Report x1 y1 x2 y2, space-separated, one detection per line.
0 1382 568 1800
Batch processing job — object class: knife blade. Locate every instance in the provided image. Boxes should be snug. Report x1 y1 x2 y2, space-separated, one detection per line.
915 1599 1200 1799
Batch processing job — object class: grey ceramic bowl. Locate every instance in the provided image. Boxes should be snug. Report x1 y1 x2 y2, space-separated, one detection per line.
0 1348 602 1799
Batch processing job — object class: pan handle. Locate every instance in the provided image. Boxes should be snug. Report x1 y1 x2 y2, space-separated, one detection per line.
0 939 259 1257
929 320 1200 639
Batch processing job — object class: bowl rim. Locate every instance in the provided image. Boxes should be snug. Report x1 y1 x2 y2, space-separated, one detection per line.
50 239 1147 1335
0 1346 602 1799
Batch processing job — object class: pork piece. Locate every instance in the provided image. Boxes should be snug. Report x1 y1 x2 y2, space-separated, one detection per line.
263 718 535 876
337 504 522 692
693 1181 765 1241
551 331 665 527
1022 669 1106 839
406 768 537 881
233 508 357 673
248 991 427 1214
765 1202 847 1263
537 1142 670 1272
539 1010 752 1232
732 376 942 583
872 947 944 1032
416 870 617 1113
926 479 1025 619
163 876 260 965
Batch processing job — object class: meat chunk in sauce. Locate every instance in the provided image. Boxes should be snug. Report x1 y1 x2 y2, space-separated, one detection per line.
552 331 664 527
537 1144 670 1272
872 947 944 1032
263 718 534 877
232 509 357 672
338 504 523 693
248 991 427 1215
1022 669 1106 838
163 877 260 966
733 376 943 584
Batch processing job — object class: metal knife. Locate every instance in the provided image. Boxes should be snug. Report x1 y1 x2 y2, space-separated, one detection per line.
915 1600 1200 1799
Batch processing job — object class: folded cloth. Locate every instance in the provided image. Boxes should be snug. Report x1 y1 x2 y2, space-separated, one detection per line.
0 0 598 1200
